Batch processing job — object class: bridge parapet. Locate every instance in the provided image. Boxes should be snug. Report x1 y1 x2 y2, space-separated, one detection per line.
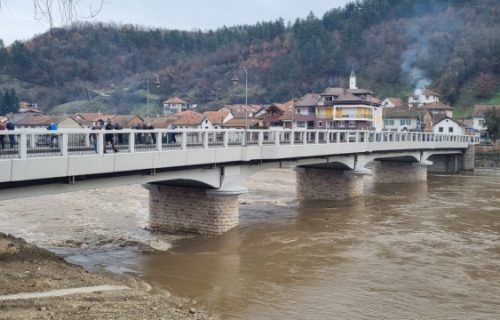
0 129 478 185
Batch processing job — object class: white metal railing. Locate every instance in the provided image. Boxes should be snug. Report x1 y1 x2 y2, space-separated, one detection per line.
0 129 479 160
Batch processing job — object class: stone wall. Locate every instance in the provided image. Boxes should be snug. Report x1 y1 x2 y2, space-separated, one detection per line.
296 168 364 200
475 152 500 168
372 161 427 183
146 185 240 235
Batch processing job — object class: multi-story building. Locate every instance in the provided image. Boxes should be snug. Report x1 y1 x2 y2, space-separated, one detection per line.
293 72 383 131
294 93 321 129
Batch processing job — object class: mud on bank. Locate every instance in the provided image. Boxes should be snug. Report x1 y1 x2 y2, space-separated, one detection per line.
0 233 217 320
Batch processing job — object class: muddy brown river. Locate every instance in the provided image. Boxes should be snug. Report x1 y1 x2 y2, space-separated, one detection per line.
1 168 499 319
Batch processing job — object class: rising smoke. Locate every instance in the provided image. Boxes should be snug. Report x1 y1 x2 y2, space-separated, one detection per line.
400 21 431 96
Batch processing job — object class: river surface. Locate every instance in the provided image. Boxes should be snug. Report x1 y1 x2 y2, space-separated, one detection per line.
1 168 499 319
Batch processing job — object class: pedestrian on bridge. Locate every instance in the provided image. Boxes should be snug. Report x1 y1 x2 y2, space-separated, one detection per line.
47 122 58 147
104 120 118 153
90 124 102 153
6 121 16 148
0 122 5 149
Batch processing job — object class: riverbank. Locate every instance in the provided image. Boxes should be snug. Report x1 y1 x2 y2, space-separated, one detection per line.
0 232 217 320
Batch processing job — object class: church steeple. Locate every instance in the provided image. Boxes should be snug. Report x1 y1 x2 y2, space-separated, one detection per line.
349 69 357 89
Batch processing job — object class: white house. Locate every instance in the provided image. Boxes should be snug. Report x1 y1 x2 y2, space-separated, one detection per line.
472 105 497 132
163 96 189 115
381 97 405 109
433 116 464 135
409 89 440 108
383 110 419 131
171 110 213 129
202 111 233 129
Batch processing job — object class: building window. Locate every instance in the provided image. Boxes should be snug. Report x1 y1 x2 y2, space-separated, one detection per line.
338 121 345 128
449 127 453 133
479 119 485 126
384 119 394 126
297 109 301 114
324 96 333 103
400 119 410 126
349 121 356 128
327 121 334 129
317 121 323 128
297 121 306 128
439 127 443 132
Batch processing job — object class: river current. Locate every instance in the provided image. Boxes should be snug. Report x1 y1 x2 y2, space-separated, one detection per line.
1 168 499 319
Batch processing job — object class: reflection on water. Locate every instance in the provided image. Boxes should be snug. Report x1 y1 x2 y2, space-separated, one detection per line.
1 169 500 319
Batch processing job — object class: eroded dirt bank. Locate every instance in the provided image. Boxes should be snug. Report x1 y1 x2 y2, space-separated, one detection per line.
0 232 217 320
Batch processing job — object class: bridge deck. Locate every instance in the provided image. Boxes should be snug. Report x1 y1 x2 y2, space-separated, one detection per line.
0 129 477 184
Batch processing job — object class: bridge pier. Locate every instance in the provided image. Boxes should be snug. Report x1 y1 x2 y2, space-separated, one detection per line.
372 161 428 183
428 154 460 173
296 167 366 200
144 184 247 235
461 144 475 171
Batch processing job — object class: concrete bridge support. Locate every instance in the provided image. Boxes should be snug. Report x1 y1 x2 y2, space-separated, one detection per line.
461 144 475 171
144 184 247 235
296 167 366 200
372 161 428 183
428 144 475 173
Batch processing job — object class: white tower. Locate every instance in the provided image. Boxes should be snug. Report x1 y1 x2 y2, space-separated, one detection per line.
349 70 357 89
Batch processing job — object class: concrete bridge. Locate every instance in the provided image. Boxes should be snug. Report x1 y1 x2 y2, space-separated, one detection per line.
0 129 477 234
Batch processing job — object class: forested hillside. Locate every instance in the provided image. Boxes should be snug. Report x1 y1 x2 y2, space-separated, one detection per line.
0 0 499 116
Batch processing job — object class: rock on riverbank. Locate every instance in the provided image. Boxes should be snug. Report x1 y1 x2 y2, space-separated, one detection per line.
0 232 217 320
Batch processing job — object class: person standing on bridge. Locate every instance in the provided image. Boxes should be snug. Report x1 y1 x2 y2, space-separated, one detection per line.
46 122 58 147
6 120 16 148
0 121 5 149
104 120 118 153
90 123 102 153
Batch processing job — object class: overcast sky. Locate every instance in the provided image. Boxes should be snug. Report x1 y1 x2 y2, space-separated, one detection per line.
0 0 350 45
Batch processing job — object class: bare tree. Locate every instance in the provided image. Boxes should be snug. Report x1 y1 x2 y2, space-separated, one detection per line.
0 0 106 28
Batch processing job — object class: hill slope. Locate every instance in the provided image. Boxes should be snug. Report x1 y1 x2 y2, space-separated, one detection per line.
0 0 499 116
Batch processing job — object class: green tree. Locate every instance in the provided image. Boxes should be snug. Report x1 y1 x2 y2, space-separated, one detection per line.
0 89 19 115
485 107 500 143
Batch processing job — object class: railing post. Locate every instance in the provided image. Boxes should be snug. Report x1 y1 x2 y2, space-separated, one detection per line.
325 130 330 144
203 131 209 149
61 133 69 156
315 131 320 144
182 132 187 150
156 130 162 151
19 132 27 159
258 131 263 146
275 131 280 146
223 131 229 147
97 132 104 155
290 130 295 145
85 133 90 147
336 131 340 143
129 131 135 153
355 131 359 143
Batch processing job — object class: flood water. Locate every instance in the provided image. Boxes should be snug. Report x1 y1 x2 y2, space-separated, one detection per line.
1 168 500 319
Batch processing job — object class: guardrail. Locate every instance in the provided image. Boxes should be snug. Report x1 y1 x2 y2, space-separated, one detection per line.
0 129 479 160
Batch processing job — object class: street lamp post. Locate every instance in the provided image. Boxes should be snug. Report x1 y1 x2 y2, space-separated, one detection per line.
231 67 248 129
146 74 161 119
231 68 248 145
